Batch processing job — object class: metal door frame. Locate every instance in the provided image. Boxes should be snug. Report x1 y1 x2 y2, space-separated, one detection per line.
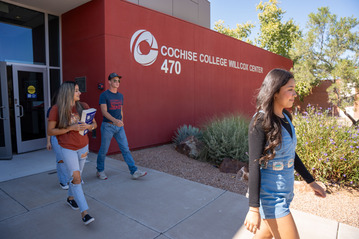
0 62 12 159
12 63 49 153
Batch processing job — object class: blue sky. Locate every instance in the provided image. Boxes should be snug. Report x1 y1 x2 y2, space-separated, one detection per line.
210 0 359 39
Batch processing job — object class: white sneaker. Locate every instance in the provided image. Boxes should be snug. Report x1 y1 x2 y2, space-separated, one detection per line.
60 183 69 190
96 171 108 180
132 170 147 180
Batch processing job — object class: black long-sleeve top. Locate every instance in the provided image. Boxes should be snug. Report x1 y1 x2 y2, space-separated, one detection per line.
248 112 315 207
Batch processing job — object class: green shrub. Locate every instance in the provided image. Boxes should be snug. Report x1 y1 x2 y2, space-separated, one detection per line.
293 105 359 188
172 124 202 146
200 115 249 165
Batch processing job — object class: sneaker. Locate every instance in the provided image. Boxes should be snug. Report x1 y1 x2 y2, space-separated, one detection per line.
67 198 79 210
132 170 147 180
96 171 108 180
60 183 69 190
82 214 95 225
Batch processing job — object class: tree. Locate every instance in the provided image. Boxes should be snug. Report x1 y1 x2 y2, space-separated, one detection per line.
213 0 301 58
213 20 254 44
290 7 359 125
256 0 301 58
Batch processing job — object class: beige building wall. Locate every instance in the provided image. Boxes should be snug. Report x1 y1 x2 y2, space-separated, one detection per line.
126 0 210 28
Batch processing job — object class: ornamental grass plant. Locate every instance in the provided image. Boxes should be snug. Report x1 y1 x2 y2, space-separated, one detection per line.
293 105 359 188
200 115 249 165
172 124 202 146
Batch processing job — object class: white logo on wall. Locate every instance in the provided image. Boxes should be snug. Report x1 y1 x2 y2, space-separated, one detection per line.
130 29 263 75
130 30 158 66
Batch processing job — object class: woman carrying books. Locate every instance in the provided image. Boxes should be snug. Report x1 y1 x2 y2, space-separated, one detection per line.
47 81 97 225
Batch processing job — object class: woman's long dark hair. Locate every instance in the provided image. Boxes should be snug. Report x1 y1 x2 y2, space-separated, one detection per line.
253 68 294 163
56 81 83 129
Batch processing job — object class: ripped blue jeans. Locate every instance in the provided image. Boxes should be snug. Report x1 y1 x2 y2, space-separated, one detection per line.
50 136 69 186
60 144 89 213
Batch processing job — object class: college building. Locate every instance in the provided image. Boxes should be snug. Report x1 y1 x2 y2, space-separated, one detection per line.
0 0 292 160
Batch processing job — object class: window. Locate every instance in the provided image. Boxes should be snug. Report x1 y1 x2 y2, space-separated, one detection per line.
48 15 60 67
0 2 45 64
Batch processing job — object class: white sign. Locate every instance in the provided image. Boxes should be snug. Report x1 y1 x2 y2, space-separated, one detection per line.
130 29 263 75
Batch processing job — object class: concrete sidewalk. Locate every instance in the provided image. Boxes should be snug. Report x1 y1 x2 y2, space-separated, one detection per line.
0 150 358 239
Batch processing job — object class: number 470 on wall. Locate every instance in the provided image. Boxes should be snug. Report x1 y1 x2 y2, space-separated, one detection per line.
161 59 181 74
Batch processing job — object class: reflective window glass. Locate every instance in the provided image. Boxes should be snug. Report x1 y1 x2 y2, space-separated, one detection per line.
48 15 59 67
0 2 45 64
49 69 61 99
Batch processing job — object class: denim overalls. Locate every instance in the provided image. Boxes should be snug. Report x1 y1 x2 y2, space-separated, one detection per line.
259 113 297 219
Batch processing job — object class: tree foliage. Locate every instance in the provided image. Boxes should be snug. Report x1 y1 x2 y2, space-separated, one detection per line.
213 2 359 125
213 20 254 44
256 0 301 58
213 0 301 58
290 7 359 125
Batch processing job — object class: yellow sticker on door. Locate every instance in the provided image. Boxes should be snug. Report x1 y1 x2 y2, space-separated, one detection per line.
27 85 36 94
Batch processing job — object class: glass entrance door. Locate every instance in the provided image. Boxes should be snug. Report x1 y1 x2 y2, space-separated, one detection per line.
0 62 12 159
12 65 48 153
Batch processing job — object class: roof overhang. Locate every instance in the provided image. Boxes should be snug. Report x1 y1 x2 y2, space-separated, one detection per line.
2 0 91 15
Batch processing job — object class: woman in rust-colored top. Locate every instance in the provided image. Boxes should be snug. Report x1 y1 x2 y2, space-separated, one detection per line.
48 81 97 225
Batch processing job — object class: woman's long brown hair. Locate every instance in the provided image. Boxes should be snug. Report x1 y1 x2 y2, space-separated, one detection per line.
56 81 83 129
253 68 294 163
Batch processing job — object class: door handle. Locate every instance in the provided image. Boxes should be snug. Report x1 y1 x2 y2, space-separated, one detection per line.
16 105 24 118
0 106 5 119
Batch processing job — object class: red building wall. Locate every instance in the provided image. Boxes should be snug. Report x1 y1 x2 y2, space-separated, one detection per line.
62 0 293 154
294 80 338 115
294 80 359 119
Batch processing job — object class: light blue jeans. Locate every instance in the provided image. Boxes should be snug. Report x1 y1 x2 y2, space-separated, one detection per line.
97 123 137 174
60 144 89 213
51 136 69 186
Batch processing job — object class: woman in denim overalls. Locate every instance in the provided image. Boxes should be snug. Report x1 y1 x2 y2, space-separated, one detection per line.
244 69 326 238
